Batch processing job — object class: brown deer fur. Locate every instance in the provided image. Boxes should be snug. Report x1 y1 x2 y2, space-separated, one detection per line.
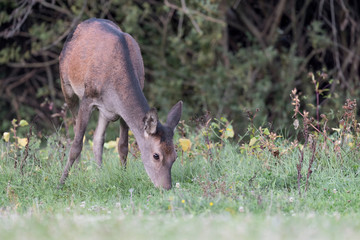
59 18 182 190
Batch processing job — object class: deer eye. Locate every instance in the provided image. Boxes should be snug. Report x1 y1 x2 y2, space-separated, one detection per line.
153 153 160 160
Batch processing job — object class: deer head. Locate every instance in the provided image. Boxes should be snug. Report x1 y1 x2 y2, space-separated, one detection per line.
141 101 182 190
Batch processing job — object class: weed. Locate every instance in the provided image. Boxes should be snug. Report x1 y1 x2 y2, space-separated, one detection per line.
1 75 360 220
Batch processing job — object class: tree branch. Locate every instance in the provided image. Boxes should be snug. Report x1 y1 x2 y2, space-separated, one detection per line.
6 58 59 68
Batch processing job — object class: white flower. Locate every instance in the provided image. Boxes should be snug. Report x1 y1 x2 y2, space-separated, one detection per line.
80 201 86 208
333 189 337 194
293 119 299 130
175 183 180 188
238 206 245 213
289 197 294 203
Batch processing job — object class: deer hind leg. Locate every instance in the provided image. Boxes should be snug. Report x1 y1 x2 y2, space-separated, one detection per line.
61 81 81 164
61 82 79 125
118 118 129 167
60 97 92 184
93 112 109 167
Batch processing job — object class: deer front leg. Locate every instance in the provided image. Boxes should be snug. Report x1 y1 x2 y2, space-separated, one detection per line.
60 98 92 185
118 118 129 167
93 113 109 167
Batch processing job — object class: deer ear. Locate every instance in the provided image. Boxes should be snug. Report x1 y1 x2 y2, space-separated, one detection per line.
166 101 183 131
144 108 158 135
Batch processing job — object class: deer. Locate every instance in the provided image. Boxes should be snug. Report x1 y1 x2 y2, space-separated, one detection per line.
58 18 182 190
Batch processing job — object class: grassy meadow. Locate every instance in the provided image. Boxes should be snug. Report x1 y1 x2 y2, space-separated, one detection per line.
1 108 360 240
1 1 360 239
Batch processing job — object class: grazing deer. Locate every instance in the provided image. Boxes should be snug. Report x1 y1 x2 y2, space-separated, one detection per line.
59 18 182 190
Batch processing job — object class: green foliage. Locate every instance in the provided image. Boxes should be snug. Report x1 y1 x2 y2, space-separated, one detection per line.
308 21 332 49
1 0 360 137
1 97 360 237
1 103 360 215
0 43 21 64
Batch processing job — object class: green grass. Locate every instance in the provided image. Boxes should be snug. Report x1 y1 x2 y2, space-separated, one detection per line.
2 214 360 240
1 129 360 239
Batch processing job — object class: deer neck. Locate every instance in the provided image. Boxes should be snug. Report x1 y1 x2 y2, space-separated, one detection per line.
108 83 150 150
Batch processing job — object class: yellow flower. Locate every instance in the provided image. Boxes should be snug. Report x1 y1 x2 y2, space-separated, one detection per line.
209 202 213 206
18 138 28 148
179 138 192 152
181 199 185 204
3 132 10 142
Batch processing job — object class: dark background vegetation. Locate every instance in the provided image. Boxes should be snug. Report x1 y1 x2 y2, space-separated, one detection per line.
1 0 359 137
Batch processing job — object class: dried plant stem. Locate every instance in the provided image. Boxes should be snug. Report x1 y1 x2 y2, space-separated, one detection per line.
298 111 335 145
305 141 317 193
164 0 225 26
20 123 32 176
297 122 309 197
12 124 18 169
316 87 320 130
204 118 213 162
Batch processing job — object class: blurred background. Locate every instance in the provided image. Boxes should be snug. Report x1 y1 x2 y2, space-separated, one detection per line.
0 0 359 138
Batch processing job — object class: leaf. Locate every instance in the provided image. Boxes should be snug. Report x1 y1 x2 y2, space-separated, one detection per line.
11 119 17 127
249 137 258 147
307 103 316 109
104 140 117 149
220 117 229 123
3 132 10 142
263 128 270 135
179 138 192 152
332 128 341 133
225 125 235 138
18 138 28 148
211 122 219 129
19 120 29 127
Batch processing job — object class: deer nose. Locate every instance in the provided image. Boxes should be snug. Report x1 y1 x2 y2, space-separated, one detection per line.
159 177 172 190
162 183 172 190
